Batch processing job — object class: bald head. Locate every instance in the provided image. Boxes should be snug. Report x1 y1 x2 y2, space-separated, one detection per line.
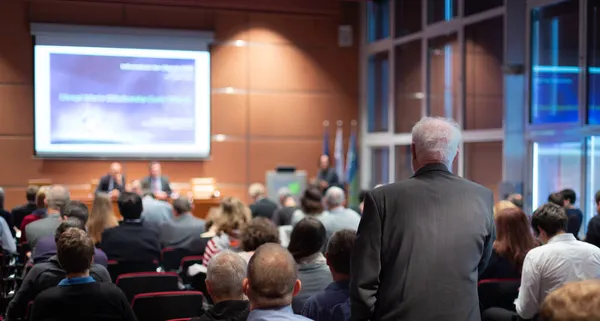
411 117 462 171
244 243 299 308
46 185 70 213
130 180 142 195
110 162 122 175
206 251 247 302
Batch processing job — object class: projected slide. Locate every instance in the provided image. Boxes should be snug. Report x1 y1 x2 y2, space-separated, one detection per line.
34 46 210 158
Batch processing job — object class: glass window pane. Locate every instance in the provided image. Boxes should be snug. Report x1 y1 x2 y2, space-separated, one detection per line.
464 141 503 201
588 0 600 124
396 0 422 37
465 17 504 130
464 0 503 16
395 145 413 181
368 52 390 132
532 141 582 211
395 40 422 133
587 137 600 231
428 0 457 24
530 1 580 124
428 34 459 121
371 147 390 187
367 0 390 42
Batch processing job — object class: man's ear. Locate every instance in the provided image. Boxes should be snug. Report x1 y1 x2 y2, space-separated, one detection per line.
292 279 302 297
205 280 212 297
242 278 250 297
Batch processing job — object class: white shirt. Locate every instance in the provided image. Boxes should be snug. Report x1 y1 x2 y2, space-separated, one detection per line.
515 233 600 319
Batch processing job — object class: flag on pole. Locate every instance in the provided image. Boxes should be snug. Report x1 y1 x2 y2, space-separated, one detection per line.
322 126 330 157
345 126 359 206
334 126 345 183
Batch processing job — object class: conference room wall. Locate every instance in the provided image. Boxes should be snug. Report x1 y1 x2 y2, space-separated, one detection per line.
0 0 359 209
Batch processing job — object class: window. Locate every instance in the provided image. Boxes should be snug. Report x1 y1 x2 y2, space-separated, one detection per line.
428 0 458 24
465 17 504 130
587 137 600 231
588 0 600 124
367 0 390 42
395 145 413 181
530 1 580 124
464 0 503 16
395 40 422 133
371 147 390 187
464 141 503 201
396 0 422 37
532 141 582 211
368 52 390 132
428 34 459 120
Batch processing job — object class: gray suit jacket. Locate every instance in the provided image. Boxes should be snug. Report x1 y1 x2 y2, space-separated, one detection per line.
25 214 61 250
350 163 495 321
141 176 172 194
159 213 205 248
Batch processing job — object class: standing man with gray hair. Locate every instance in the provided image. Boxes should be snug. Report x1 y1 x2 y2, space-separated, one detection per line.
26 185 71 250
320 187 360 239
191 251 249 321
350 117 495 321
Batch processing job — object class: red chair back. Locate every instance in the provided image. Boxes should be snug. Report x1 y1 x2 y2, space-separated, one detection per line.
478 278 521 312
179 256 204 285
132 291 204 321
116 272 180 302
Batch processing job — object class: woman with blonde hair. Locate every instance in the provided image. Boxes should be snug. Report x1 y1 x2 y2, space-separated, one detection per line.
87 193 118 245
202 197 251 265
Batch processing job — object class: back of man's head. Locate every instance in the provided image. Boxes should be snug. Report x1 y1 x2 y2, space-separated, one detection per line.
326 229 356 277
532 203 568 238
325 186 345 208
244 243 299 309
548 192 565 207
560 189 577 205
26 185 40 203
411 117 462 169
118 192 143 220
507 193 523 209
46 185 70 213
63 201 89 224
172 196 192 215
540 280 600 321
206 251 247 302
55 218 86 243
57 228 95 274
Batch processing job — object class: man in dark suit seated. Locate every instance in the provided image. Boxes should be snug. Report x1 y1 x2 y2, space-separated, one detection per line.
6 231 111 321
11 185 39 230
159 196 205 249
248 183 278 220
141 161 172 199
31 228 136 321
100 192 161 263
95 162 126 197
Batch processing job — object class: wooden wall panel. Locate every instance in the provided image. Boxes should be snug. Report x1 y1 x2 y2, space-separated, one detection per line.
248 140 323 183
123 5 215 30
211 94 248 136
29 1 125 25
0 86 34 135
0 32 32 84
211 46 248 88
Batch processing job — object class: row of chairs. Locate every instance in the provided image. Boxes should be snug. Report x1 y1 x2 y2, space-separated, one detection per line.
478 278 521 313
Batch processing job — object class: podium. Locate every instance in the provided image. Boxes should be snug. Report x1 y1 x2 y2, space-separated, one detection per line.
266 170 307 201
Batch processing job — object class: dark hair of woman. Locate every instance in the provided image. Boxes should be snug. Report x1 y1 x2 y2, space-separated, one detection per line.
300 187 324 215
494 207 538 271
287 217 326 262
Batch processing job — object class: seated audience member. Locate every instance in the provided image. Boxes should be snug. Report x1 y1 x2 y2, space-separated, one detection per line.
320 187 360 239
100 192 161 262
484 203 600 321
239 217 280 262
0 187 16 237
95 162 126 196
287 217 333 313
33 206 108 266
560 188 584 239
141 161 172 198
480 207 537 280
160 196 205 248
493 200 517 217
507 193 524 209
189 207 220 256
271 188 297 226
31 228 135 321
547 192 564 207
352 189 368 214
20 186 49 242
302 229 356 321
86 192 118 245
202 197 251 266
539 280 600 321
291 187 329 226
243 243 311 321
191 251 249 321
26 185 70 250
11 185 39 230
586 191 600 248
6 233 110 321
248 183 278 220
131 180 172 226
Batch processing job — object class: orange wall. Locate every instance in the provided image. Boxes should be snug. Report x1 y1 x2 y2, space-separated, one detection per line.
0 0 359 208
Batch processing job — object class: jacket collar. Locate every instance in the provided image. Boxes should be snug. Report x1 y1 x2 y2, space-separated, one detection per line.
412 163 451 178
